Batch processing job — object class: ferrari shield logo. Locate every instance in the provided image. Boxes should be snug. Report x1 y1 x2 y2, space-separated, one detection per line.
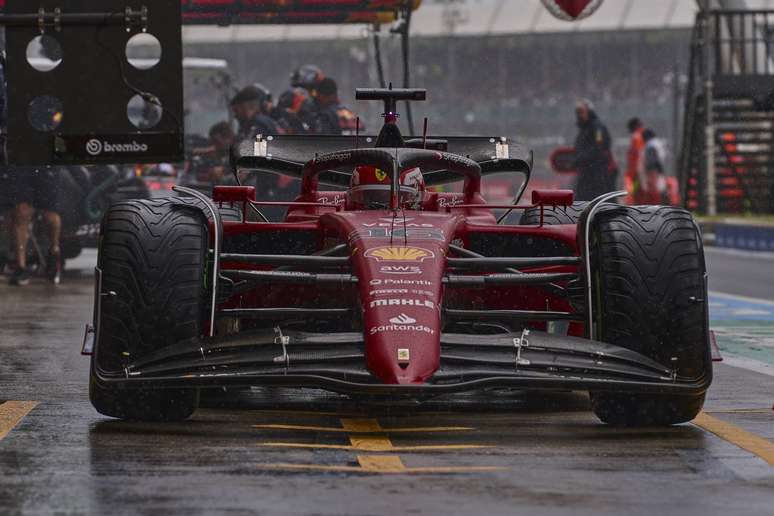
365 246 435 262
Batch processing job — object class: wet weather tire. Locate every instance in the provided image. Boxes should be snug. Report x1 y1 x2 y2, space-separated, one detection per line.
587 205 710 426
89 198 209 421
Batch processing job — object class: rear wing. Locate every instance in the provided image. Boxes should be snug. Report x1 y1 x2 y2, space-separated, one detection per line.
231 135 533 188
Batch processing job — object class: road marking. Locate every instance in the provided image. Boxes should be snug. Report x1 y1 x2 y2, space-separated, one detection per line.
257 418 490 452
710 291 774 307
258 455 505 475
255 416 504 473
710 291 774 370
0 401 38 441
357 455 407 473
705 247 774 262
720 355 774 377
250 410 359 417
707 408 773 414
259 441 491 452
693 411 774 466
253 423 474 433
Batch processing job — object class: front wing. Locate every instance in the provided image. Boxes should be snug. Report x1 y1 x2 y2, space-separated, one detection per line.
90 328 711 397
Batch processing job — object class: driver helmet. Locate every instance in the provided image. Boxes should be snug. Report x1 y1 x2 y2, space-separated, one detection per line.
290 65 325 91
348 166 425 210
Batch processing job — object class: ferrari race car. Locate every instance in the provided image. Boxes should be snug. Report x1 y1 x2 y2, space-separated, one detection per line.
85 88 712 425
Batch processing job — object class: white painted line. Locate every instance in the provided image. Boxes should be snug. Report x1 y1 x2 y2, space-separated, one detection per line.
720 354 774 378
710 291 774 307
731 309 772 317
705 246 774 261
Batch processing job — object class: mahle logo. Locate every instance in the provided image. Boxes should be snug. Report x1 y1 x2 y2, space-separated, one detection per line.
365 246 434 262
370 299 434 310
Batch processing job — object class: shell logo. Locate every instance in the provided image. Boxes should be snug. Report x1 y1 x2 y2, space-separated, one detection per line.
365 246 435 262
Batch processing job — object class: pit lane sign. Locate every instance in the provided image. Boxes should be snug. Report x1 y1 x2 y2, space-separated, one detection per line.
541 0 603 21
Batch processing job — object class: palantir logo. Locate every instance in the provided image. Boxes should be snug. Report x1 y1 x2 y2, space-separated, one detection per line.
86 139 103 156
389 313 416 325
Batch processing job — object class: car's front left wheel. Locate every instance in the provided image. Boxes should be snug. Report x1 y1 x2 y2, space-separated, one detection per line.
89 198 209 421
587 205 711 426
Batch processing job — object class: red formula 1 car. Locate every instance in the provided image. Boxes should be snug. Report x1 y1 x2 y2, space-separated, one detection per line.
85 89 712 425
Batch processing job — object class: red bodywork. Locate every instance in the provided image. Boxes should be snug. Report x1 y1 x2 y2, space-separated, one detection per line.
213 176 580 386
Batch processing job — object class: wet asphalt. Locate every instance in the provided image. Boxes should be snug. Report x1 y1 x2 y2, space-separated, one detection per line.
0 249 772 516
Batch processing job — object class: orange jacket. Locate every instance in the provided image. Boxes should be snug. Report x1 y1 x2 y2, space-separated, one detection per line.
625 127 645 181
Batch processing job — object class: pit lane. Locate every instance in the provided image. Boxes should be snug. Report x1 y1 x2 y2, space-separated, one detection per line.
0 249 772 515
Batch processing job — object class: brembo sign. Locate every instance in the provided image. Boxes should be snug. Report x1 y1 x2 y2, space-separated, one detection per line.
86 138 150 157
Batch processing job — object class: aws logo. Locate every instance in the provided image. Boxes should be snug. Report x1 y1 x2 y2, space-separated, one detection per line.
365 246 434 263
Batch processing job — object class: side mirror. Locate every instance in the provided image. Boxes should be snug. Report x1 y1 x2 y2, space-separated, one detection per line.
213 185 256 204
532 189 574 207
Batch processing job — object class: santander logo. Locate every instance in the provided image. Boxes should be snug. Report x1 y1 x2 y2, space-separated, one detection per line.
389 313 416 324
370 313 434 335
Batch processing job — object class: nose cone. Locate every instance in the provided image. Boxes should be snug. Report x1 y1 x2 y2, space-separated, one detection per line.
365 305 440 384
357 243 446 385
327 210 460 385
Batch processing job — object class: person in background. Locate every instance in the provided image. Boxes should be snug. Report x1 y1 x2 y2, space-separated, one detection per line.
312 78 362 136
625 117 646 204
230 84 282 141
190 121 235 186
6 167 63 285
572 99 616 200
273 87 313 135
290 64 325 97
641 128 669 205
0 51 11 273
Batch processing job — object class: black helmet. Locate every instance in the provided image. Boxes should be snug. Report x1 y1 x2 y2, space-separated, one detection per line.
230 83 272 107
290 65 324 90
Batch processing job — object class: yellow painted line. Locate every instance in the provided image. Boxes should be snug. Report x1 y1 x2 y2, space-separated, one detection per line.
0 401 38 441
257 456 505 474
357 455 407 473
706 408 773 414
258 462 367 473
258 418 488 451
248 410 356 417
693 411 774 466
341 418 383 432
255 416 501 473
258 441 492 452
350 433 393 450
253 423 474 433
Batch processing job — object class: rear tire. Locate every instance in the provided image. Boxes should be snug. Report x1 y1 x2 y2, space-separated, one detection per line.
587 205 710 426
90 198 209 421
